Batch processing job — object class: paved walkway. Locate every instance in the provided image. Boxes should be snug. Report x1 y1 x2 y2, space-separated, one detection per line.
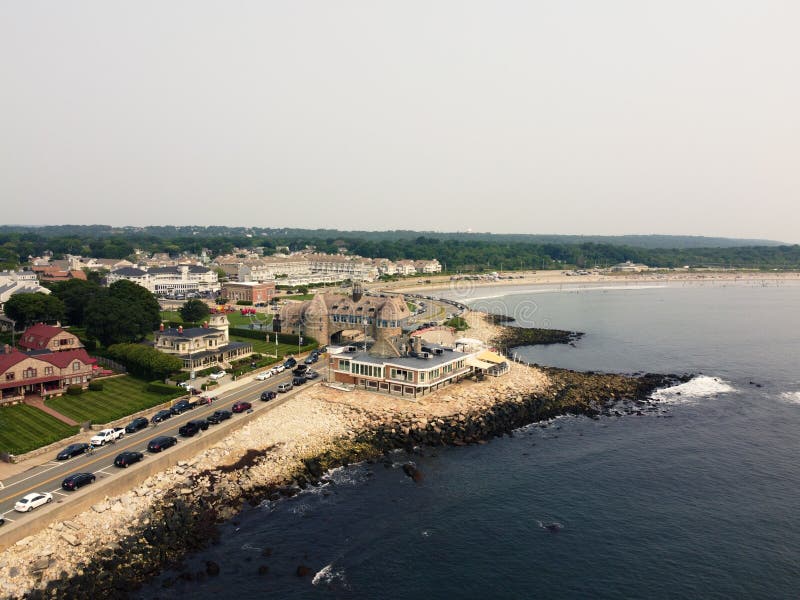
22 396 79 426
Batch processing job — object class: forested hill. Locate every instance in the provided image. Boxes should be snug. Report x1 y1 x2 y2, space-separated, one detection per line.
0 225 785 249
0 226 798 271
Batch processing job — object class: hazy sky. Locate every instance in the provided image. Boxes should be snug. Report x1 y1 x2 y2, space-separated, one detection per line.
2 1 799 242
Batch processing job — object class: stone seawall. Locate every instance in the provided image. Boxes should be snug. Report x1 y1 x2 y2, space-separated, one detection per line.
4 366 686 600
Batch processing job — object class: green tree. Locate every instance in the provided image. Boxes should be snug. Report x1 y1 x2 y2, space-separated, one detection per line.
85 280 160 346
179 298 210 324
3 293 65 327
49 279 102 327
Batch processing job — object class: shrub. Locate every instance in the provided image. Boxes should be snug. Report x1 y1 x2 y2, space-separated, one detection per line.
66 385 83 395
444 316 469 331
88 380 104 391
147 381 180 395
172 371 191 383
107 343 184 381
79 338 97 351
236 300 253 306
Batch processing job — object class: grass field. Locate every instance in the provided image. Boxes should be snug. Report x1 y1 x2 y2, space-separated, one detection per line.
160 310 273 329
0 405 80 455
229 336 314 358
46 376 183 425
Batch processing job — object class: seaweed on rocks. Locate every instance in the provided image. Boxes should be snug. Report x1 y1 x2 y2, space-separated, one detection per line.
488 317 583 349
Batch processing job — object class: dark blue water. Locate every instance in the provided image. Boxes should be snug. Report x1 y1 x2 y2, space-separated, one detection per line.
137 283 800 599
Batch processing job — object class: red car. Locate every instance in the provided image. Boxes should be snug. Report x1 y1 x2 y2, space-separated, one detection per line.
231 401 252 413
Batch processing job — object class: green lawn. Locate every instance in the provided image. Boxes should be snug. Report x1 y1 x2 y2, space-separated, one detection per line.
281 294 315 301
0 405 80 455
230 335 314 358
160 310 273 329
46 376 183 425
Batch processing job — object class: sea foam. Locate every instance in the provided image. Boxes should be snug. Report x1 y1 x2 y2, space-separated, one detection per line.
651 375 735 404
779 391 800 405
312 563 349 589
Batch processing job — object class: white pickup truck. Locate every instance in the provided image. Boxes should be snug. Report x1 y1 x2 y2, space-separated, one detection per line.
90 427 125 447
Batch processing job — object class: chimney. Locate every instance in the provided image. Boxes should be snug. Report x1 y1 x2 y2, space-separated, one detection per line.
159 323 165 331
178 325 183 334
414 335 422 355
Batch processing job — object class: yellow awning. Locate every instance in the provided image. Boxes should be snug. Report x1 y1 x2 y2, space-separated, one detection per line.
476 350 506 364
466 356 494 369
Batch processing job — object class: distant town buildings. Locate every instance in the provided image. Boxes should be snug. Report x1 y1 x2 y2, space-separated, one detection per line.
609 261 650 273
221 281 276 305
0 270 51 310
107 265 220 295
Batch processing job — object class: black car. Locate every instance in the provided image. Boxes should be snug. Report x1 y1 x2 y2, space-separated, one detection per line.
260 391 277 401
206 409 232 424
305 370 319 380
283 357 297 369
0 517 5 527
178 419 209 437
292 375 306 386
304 354 318 365
61 472 96 491
151 409 173 424
292 364 308 375
170 399 194 415
114 451 144 468
56 443 90 461
147 436 177 452
124 417 149 433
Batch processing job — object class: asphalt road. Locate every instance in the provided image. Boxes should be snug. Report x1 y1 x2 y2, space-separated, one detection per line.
0 367 311 527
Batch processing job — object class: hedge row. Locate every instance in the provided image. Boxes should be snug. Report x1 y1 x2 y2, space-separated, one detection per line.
229 327 314 346
147 381 180 395
107 343 184 381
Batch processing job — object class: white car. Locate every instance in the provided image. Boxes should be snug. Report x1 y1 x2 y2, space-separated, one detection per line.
255 371 273 381
15 492 53 513
209 371 226 381
274 365 286 373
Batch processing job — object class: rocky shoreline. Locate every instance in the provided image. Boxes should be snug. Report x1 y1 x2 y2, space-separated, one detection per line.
0 313 688 599
486 313 584 348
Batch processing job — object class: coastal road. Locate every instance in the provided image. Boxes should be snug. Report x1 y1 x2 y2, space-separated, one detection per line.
0 368 312 530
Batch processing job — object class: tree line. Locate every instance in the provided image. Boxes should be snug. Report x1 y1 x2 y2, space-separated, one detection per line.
1 228 799 271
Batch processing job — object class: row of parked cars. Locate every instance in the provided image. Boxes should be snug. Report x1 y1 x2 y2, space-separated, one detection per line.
13 354 321 519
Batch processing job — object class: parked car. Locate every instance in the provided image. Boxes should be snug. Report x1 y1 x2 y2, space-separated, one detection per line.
231 401 252 413
209 370 227 381
292 364 308 376
14 492 53 512
283 357 297 369
114 451 144 468
274 364 286 373
255 371 272 381
0 517 5 527
61 472 96 491
196 395 215 405
147 436 178 452
277 382 293 393
305 370 319 380
56 443 90 461
178 419 209 437
304 354 318 364
90 428 125 447
124 417 149 433
151 409 173 424
292 375 306 386
177 381 194 390
206 409 232 424
170 399 195 415
260 391 277 401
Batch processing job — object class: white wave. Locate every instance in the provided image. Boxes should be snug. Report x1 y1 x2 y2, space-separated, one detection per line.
651 375 735 404
324 463 371 486
779 391 800 405
312 563 349 588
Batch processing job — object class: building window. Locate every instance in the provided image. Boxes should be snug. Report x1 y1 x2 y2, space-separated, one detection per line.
5 373 14 381
23 367 37 379
72 361 81 372
44 367 54 375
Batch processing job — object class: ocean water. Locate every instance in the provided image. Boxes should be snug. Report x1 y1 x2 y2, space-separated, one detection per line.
137 283 800 599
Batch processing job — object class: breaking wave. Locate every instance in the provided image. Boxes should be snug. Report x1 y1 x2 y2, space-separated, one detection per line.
779 391 800 405
651 375 736 404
